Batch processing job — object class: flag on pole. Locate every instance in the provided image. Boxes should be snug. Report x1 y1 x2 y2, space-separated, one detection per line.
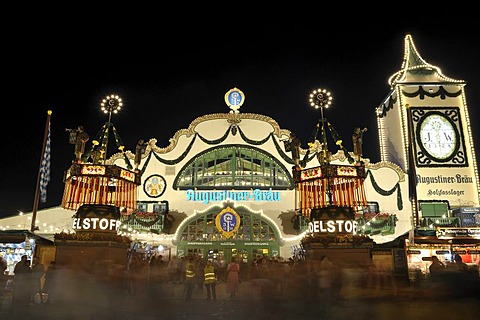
39 121 51 203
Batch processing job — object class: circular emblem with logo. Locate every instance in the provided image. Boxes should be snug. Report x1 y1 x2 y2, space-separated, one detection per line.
215 206 241 238
143 174 166 198
224 87 245 113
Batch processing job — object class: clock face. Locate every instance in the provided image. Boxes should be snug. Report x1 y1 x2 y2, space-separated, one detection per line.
418 113 457 160
410 107 467 167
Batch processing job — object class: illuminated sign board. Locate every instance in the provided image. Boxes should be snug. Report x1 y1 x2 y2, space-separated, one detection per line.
407 250 421 254
186 189 280 204
308 220 358 234
81 165 106 175
72 218 121 232
336 166 358 177
415 170 477 205
436 227 480 239
300 165 363 182
300 167 322 181
120 169 135 182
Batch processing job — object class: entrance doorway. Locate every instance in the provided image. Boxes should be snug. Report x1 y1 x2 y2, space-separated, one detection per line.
176 202 282 280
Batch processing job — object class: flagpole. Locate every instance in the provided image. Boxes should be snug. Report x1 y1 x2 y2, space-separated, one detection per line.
31 110 52 232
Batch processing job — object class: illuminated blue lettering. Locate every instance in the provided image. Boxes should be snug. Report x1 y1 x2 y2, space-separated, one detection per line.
185 189 281 203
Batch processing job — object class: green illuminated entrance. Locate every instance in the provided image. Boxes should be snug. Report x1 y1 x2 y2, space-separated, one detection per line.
174 203 281 265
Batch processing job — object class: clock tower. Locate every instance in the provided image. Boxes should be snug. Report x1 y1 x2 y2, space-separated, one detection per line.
376 34 480 223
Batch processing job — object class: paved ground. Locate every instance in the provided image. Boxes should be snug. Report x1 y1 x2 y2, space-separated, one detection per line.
1 279 479 319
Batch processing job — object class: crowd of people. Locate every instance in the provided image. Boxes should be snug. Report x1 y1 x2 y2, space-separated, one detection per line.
429 254 470 276
426 254 477 296
126 253 402 303
1 251 478 313
127 252 479 304
0 255 55 310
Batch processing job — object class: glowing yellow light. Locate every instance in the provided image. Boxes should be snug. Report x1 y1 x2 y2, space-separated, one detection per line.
309 88 333 109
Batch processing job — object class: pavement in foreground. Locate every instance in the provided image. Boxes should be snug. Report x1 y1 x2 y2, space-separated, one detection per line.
1 280 479 320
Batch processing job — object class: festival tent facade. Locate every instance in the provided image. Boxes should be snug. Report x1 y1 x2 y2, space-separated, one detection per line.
1 111 413 267
1 34 479 277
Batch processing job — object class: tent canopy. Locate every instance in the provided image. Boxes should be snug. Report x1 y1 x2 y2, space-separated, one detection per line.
0 229 54 245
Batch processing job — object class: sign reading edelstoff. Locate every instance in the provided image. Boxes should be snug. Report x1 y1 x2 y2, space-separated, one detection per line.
73 217 121 232
308 220 358 234
72 204 121 233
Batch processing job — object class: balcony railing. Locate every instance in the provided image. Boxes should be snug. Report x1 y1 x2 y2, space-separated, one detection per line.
420 217 461 228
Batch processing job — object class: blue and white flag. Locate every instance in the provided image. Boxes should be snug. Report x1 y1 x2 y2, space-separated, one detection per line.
39 121 51 203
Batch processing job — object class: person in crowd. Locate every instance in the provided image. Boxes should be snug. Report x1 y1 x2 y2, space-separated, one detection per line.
132 255 150 298
450 254 468 273
226 257 240 298
42 261 56 302
429 255 446 278
31 257 45 297
194 255 204 291
185 256 195 301
0 255 8 289
259 257 269 271
179 256 187 283
317 255 335 303
13 255 32 306
250 255 260 279
449 254 477 296
203 259 217 301
149 254 164 284
212 258 222 282
215 257 226 283
167 256 181 283
0 255 7 272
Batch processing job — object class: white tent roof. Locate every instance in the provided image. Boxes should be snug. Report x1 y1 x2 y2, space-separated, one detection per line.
0 206 175 246
0 206 74 241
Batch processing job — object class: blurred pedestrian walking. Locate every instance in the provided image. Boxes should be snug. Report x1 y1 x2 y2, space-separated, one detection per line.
226 257 240 298
203 259 217 301
185 256 195 301
13 255 32 306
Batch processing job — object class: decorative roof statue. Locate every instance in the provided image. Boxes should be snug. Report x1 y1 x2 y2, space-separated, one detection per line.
66 126 89 163
61 94 140 211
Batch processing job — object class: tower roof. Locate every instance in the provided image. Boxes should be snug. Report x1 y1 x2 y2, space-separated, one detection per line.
388 34 464 87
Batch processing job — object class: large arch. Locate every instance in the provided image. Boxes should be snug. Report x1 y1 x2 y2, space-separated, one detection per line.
174 144 294 190
172 201 284 265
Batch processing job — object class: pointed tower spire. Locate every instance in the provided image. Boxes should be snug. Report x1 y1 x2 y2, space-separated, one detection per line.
388 33 464 87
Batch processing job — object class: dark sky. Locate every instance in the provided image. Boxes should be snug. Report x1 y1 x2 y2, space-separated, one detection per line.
2 23 479 218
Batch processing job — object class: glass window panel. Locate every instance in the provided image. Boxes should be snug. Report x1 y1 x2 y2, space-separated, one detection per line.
421 203 448 217
179 210 278 243
137 203 147 211
175 145 291 189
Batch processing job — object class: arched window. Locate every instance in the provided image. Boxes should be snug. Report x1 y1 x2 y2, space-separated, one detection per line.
174 145 293 190
180 210 278 242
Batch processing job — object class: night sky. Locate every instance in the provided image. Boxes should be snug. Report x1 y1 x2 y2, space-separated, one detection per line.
2 23 479 218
